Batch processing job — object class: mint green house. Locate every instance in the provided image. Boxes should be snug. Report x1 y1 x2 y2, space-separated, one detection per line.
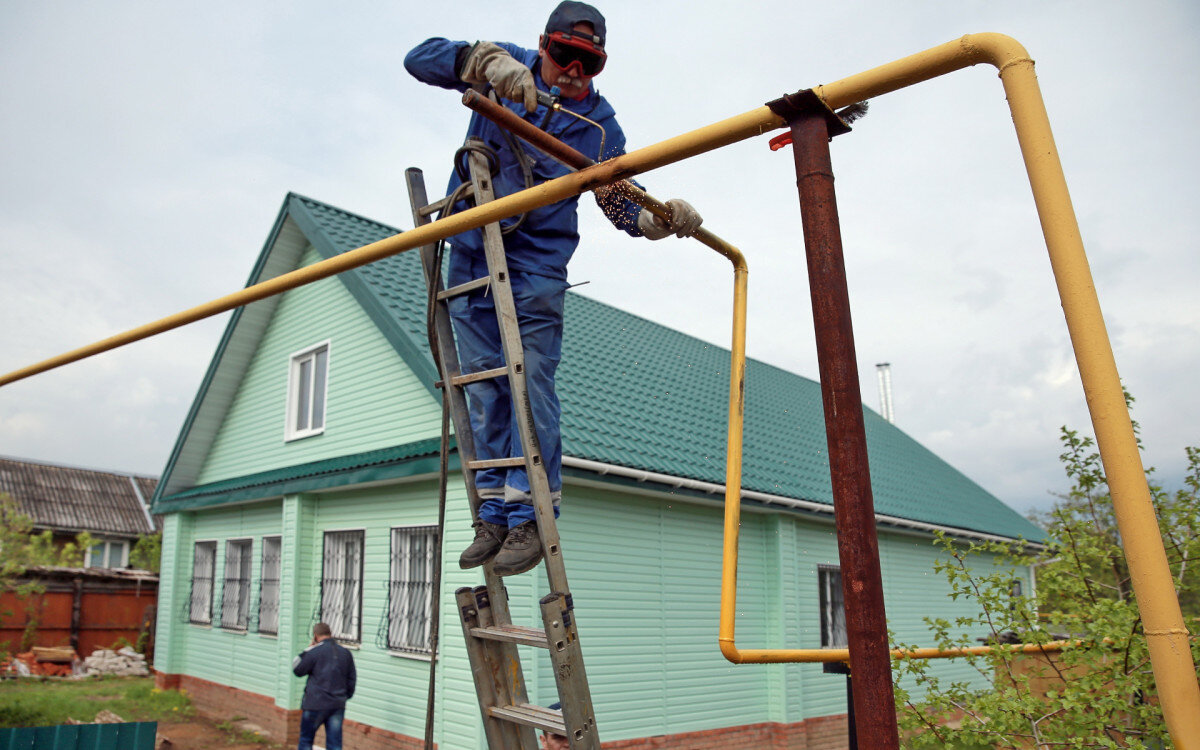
150 194 1043 749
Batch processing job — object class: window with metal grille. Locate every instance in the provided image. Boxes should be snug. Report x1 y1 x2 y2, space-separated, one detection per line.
220 539 253 630
321 530 363 643
258 536 282 635
818 565 848 648
387 526 436 653
189 541 217 624
286 341 330 441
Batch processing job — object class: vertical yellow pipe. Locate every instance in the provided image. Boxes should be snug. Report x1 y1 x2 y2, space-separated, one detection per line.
719 248 749 665
814 34 1200 746
991 43 1200 748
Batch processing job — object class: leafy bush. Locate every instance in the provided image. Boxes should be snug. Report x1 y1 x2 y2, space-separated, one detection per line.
894 398 1198 749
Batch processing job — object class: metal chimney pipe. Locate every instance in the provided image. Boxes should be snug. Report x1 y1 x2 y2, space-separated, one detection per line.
875 363 894 423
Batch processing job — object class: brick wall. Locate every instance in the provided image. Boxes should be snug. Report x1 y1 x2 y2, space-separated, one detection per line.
601 715 850 750
155 671 851 749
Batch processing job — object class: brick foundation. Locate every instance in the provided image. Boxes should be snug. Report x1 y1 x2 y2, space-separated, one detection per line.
155 672 850 749
601 714 849 749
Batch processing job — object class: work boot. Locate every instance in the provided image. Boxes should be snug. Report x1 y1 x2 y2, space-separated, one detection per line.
459 520 507 569
490 522 544 576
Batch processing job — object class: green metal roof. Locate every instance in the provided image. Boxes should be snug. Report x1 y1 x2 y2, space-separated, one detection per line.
156 438 447 511
157 193 1043 541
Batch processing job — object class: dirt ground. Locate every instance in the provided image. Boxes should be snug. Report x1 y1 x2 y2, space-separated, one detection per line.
155 716 284 750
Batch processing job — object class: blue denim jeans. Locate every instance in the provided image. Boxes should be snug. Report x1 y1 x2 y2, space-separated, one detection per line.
298 707 344 750
448 263 567 528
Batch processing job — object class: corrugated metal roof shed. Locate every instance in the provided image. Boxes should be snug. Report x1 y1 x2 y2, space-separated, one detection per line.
0 455 159 537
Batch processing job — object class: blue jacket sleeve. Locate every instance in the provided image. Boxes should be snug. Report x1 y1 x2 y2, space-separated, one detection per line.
346 653 356 699
404 37 472 91
292 645 316 677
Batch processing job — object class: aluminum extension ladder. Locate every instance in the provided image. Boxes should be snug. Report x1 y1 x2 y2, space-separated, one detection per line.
406 139 599 750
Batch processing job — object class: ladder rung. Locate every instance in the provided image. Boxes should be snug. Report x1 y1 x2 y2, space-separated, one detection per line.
438 276 491 300
418 188 474 217
468 457 526 470
488 704 565 736
470 625 549 649
451 367 508 387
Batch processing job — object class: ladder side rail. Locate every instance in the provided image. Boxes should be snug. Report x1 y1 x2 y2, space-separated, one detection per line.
540 592 600 750
464 148 571 598
406 167 519 629
465 145 599 750
405 167 485 517
455 587 532 750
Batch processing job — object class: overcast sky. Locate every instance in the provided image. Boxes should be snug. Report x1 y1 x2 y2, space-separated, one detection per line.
2 0 1196 517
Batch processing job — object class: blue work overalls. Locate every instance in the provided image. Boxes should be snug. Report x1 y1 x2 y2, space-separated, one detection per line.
405 38 644 527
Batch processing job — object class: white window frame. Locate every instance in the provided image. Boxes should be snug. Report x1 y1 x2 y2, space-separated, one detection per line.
88 538 130 569
257 536 282 635
387 525 437 655
189 541 217 625
220 538 253 631
320 529 364 644
818 564 848 648
285 340 331 442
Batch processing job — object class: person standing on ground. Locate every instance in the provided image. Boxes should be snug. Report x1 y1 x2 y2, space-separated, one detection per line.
404 1 703 577
292 622 356 750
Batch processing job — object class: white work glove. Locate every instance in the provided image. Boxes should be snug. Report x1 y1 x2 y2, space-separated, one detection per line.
460 41 539 112
637 199 703 240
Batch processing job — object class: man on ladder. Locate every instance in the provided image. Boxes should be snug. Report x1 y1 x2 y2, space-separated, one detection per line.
405 2 702 576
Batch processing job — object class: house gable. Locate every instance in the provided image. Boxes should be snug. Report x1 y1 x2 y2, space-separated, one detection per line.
193 243 441 486
153 195 442 503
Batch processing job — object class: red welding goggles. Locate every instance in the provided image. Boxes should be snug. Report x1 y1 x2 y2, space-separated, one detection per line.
542 30 606 76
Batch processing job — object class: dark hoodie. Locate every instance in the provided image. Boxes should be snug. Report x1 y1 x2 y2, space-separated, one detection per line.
292 638 356 711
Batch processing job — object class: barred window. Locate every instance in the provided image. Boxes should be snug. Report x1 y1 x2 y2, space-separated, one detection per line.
189 541 217 624
387 526 436 653
258 536 282 635
818 565 847 648
321 530 364 643
221 539 253 630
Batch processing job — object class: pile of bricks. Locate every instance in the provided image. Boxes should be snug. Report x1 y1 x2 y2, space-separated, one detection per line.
1 647 78 676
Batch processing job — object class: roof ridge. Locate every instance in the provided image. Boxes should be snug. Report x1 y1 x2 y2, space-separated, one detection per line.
0 454 157 481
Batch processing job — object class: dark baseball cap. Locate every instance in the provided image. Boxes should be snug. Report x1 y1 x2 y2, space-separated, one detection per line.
545 1 606 46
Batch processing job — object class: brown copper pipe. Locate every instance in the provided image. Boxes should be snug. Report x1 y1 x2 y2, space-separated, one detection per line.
461 89 745 273
463 90 596 170
789 111 899 749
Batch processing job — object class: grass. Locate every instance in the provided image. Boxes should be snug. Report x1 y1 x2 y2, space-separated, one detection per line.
0 676 193 728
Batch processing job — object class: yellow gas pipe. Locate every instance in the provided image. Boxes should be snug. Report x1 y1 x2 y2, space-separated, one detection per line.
1 32 1193 747
715 33 1200 748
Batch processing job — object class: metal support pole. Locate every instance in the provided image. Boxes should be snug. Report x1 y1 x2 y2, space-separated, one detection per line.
784 95 899 750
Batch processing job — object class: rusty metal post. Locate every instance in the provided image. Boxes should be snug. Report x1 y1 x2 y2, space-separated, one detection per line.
773 91 899 749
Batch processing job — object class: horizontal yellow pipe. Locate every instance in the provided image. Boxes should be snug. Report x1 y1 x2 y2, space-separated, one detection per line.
721 641 1074 665
0 107 780 389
